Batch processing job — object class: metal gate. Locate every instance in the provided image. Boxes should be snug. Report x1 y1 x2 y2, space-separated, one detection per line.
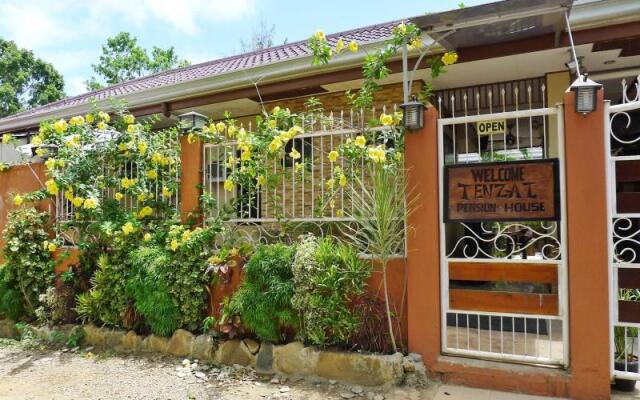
437 87 568 366
606 78 640 381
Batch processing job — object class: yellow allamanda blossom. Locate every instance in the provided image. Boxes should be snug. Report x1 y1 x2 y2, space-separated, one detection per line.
86 114 95 124
224 179 235 192
268 137 282 153
339 174 347 187
122 222 136 236
170 239 179 251
137 206 153 219
151 152 164 164
314 30 326 41
326 178 335 190
98 111 110 123
53 119 68 133
137 141 148 154
216 122 226 134
162 187 173 198
295 163 304 173
47 242 57 252
396 22 407 34
271 106 281 115
226 156 236 168
45 158 57 170
83 198 99 209
31 135 43 146
64 191 74 201
289 148 301 160
256 175 266 186
355 135 366 148
408 38 422 51
368 145 386 163
13 195 23 206
227 125 238 137
115 192 124 201
347 40 358 52
143 233 152 241
123 114 135 124
137 192 148 202
328 150 339 163
379 113 394 126
121 178 136 189
145 169 158 180
2 134 12 144
335 38 345 54
97 121 106 131
72 197 84 207
45 179 58 195
336 209 344 217
442 52 458 66
187 133 196 144
35 148 47 157
241 146 252 161
69 116 85 126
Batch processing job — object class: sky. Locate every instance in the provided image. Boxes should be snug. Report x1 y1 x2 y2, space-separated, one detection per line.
0 0 492 96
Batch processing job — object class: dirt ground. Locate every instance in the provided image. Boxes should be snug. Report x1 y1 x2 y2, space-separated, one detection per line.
0 339 436 400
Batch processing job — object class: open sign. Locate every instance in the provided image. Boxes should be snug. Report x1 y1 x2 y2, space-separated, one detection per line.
476 119 506 135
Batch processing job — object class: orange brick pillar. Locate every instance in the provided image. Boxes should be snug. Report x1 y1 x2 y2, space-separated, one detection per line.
179 136 203 223
564 89 611 399
405 106 441 365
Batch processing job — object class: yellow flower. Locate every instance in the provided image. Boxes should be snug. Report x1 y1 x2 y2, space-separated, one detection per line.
97 121 106 131
2 134 12 144
35 148 47 157
181 230 191 242
215 122 226 133
72 197 84 207
224 179 235 192
329 199 335 209
380 113 394 126
347 40 358 52
230 247 239 257
354 135 366 148
326 178 335 190
162 187 173 198
187 132 196 144
241 147 251 161
408 38 422 51
83 198 98 209
442 52 458 66
339 174 347 187
335 38 344 53
145 169 158 180
143 233 152 241
137 192 148 202
31 135 43 146
64 190 74 201
98 111 110 123
226 156 235 168
57 159 65 168
13 195 23 206
271 106 281 115
121 178 136 189
122 222 136 236
45 158 57 170
314 30 326 41
115 192 124 201
53 119 68 133
393 111 403 124
209 255 223 264
268 120 277 129
137 206 153 219
47 242 57 253
151 152 163 164
368 145 386 163
295 163 304 173
288 125 303 137
85 114 95 124
289 148 301 160
256 175 266 186
69 116 85 126
268 138 282 153
336 209 344 217
45 179 58 195
137 141 148 154
127 124 139 134
396 22 407 34
328 150 339 163
170 239 179 251
123 114 135 124
227 126 238 137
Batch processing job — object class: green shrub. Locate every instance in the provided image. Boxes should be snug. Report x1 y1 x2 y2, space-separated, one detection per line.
1 208 55 318
230 243 298 343
0 266 24 320
292 234 370 346
126 246 180 336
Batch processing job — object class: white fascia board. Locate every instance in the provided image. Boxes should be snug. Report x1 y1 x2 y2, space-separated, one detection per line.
570 0 640 30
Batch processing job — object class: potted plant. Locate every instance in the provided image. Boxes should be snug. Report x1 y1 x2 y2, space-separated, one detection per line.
613 289 640 392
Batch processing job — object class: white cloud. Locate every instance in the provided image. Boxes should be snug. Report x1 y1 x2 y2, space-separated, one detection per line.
66 76 89 96
0 2 73 49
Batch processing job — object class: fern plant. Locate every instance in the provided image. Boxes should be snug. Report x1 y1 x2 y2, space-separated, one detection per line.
230 244 298 342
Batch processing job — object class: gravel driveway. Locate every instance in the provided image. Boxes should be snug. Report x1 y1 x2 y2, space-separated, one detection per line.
0 339 433 400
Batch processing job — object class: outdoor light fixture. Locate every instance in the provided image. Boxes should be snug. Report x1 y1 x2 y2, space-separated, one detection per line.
569 74 602 114
177 111 207 133
400 96 424 131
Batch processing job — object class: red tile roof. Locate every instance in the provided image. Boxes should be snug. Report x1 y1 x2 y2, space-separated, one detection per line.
0 20 401 125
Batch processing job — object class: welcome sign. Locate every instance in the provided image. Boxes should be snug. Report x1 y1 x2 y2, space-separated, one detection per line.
444 159 560 222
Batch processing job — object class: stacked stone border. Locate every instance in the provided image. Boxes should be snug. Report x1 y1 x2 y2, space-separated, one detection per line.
0 319 427 388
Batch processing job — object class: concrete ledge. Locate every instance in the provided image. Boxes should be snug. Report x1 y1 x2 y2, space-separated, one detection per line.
430 355 570 398
0 320 413 388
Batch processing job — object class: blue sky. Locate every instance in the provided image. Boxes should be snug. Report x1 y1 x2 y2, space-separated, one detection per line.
0 0 491 96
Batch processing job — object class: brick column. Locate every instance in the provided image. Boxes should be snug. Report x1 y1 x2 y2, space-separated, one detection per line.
564 89 611 399
405 106 441 365
179 136 203 223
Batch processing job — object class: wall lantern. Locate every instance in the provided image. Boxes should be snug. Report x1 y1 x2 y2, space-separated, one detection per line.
178 111 207 133
569 74 602 114
400 96 424 131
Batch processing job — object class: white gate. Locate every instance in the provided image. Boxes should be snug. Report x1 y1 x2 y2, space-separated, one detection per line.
606 78 640 381
437 87 568 366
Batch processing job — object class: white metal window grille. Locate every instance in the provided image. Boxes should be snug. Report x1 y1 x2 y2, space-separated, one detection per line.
437 82 569 367
606 77 640 382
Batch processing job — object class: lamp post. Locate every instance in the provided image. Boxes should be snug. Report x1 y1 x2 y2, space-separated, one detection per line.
400 95 425 131
177 111 207 133
569 74 602 114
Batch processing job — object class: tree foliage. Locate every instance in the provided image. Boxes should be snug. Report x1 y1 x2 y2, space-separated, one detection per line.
86 32 190 91
0 38 65 118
